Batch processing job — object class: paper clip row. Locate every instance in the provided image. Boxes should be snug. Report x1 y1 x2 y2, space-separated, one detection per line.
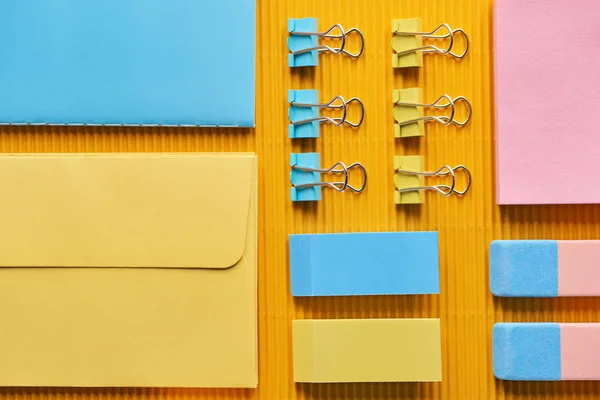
393 88 472 137
393 155 471 204
288 90 364 138
290 153 367 202
289 151 470 204
392 18 468 68
288 18 365 67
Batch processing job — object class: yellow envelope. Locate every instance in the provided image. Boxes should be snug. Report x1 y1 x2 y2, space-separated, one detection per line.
0 153 257 388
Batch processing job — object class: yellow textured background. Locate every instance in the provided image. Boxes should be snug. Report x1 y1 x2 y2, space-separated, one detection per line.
1 0 599 399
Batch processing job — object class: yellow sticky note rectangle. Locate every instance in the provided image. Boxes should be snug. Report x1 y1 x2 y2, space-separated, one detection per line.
292 318 442 383
0 153 257 388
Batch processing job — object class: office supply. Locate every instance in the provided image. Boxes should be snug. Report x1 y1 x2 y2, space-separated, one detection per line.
490 240 600 297
392 19 468 68
1 1 596 399
0 0 256 127
288 89 364 138
495 0 600 204
0 153 257 388
393 88 472 137
493 323 600 381
290 153 367 202
288 18 364 67
289 232 439 296
293 319 442 383
394 155 471 204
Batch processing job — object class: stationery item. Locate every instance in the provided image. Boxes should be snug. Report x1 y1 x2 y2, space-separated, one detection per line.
393 88 471 137
0 0 256 127
290 153 367 202
288 89 364 138
392 18 468 68
490 240 600 297
293 319 442 383
288 18 364 67
493 323 600 381
0 153 257 387
495 0 600 204
394 155 471 204
289 232 439 296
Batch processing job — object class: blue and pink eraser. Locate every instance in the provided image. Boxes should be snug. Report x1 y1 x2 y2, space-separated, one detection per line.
493 323 600 381
490 240 600 297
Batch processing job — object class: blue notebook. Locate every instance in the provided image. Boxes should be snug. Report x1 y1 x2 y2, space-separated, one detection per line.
0 0 256 127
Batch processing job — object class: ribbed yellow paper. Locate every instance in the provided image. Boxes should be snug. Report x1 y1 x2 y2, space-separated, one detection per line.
0 0 599 399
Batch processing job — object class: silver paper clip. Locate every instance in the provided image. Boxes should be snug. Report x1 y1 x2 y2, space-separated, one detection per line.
289 18 365 67
392 88 472 137
288 89 365 138
393 155 471 204
392 19 468 68
436 96 472 127
290 153 367 201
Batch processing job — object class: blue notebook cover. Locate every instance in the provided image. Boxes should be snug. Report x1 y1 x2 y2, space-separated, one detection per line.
0 0 256 127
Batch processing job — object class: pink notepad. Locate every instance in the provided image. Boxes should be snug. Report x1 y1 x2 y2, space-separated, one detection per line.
495 0 600 205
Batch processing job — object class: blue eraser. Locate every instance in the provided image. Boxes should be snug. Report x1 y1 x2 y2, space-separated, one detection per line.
289 232 440 296
490 240 558 297
492 323 561 381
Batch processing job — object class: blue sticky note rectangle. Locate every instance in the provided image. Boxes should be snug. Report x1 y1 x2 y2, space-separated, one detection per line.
493 323 561 381
0 0 256 127
490 240 559 297
289 232 440 296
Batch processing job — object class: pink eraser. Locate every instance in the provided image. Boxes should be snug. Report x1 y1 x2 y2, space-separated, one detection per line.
561 324 600 380
495 0 600 204
558 241 600 296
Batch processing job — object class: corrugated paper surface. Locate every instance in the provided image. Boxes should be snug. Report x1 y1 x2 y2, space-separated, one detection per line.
0 0 599 399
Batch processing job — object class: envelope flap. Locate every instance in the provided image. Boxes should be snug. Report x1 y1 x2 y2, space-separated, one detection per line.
0 153 256 269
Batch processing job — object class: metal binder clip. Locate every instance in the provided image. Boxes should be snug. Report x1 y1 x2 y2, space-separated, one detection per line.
288 18 365 67
288 89 365 138
393 155 471 204
391 18 469 68
436 96 472 127
290 153 367 202
393 88 472 137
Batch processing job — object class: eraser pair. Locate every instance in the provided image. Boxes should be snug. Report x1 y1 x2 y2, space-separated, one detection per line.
490 240 600 297
491 241 600 381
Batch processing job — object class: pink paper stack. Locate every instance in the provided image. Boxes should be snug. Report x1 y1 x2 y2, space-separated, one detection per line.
495 0 600 205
